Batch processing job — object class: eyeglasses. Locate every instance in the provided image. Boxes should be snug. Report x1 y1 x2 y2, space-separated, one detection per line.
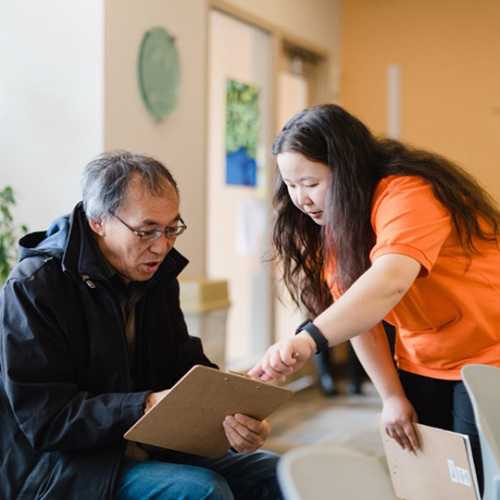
112 213 187 242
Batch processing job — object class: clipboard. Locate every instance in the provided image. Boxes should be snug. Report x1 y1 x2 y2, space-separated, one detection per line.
124 365 294 458
378 417 480 500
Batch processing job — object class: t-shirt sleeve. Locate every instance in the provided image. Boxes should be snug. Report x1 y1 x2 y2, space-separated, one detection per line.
370 176 452 277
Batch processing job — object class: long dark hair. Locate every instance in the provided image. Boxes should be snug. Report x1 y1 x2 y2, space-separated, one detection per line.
271 104 500 317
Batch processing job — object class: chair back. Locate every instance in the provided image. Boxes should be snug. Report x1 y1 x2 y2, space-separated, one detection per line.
277 444 398 500
462 364 500 500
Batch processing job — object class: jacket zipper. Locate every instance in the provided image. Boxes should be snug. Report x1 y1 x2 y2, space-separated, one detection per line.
81 275 96 289
80 274 131 390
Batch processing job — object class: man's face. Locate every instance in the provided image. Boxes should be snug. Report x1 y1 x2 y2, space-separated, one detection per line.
90 174 181 284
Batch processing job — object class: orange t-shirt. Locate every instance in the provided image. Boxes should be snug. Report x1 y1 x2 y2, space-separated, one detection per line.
331 175 500 380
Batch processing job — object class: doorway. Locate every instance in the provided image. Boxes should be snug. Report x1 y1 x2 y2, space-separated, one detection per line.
207 10 273 369
207 9 327 370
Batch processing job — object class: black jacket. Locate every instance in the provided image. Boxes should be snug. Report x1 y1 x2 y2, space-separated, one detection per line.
0 203 216 499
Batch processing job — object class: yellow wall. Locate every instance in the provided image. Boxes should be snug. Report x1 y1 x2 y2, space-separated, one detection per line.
341 0 500 201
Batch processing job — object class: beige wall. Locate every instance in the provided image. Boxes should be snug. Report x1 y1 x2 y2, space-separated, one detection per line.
104 0 209 274
217 0 341 50
341 0 500 201
104 0 340 275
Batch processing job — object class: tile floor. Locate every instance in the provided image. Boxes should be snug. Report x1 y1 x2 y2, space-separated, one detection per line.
264 380 385 460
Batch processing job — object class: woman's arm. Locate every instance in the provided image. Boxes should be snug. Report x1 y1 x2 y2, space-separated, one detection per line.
350 324 419 450
248 253 421 449
314 253 421 343
249 253 421 379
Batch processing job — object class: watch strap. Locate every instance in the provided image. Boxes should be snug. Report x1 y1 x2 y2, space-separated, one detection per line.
295 319 329 354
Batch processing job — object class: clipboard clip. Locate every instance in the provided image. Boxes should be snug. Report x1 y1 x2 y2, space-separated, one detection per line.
226 370 262 389
227 370 251 378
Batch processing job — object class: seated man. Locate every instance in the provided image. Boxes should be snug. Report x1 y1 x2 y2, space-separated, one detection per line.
0 150 282 499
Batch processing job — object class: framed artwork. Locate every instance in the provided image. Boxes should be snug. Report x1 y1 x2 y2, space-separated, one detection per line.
225 79 260 187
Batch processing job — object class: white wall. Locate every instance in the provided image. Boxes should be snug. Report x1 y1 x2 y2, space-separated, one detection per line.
0 0 104 231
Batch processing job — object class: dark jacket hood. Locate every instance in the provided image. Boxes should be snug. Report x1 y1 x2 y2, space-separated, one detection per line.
18 213 71 263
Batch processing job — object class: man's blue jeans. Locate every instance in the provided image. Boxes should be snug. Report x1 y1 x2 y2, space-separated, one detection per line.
113 448 283 500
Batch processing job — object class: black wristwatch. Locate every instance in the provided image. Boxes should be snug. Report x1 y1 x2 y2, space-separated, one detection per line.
295 319 329 354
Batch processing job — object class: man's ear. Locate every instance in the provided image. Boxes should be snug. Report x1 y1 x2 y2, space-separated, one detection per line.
88 218 105 236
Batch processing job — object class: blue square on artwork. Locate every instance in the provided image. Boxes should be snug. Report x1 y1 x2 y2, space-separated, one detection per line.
226 147 257 187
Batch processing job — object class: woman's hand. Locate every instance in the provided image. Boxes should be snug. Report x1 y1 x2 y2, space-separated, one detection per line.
381 394 419 451
223 414 271 454
247 332 316 381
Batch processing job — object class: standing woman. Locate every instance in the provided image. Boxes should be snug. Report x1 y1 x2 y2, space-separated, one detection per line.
249 104 500 490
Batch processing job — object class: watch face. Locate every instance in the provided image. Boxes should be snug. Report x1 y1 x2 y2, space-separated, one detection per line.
137 27 181 121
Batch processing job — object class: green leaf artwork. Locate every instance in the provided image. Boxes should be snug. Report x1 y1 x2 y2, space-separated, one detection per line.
225 79 260 187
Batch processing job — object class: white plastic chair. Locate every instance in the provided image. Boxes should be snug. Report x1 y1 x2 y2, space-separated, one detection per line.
462 364 500 500
277 444 398 500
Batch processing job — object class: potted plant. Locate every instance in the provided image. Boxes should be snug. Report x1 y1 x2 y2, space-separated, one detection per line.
0 186 28 284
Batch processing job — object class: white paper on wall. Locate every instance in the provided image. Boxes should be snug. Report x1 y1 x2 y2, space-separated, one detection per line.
235 198 267 256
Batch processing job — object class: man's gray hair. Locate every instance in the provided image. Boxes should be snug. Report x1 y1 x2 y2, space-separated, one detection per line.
82 150 179 221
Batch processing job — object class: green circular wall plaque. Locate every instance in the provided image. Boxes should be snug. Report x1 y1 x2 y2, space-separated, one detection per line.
137 27 181 121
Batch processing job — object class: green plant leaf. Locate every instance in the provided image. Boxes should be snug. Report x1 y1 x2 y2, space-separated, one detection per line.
0 186 28 284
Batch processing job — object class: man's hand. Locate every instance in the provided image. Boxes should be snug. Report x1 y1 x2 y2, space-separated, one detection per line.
247 333 315 381
223 414 270 454
144 390 169 414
